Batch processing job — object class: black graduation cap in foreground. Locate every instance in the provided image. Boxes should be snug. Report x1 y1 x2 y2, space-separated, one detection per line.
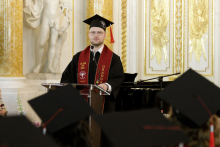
156 69 220 128
28 84 95 134
83 14 114 31
93 108 189 147
0 116 59 147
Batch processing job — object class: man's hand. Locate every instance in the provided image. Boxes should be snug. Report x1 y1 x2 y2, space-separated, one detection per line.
98 83 108 91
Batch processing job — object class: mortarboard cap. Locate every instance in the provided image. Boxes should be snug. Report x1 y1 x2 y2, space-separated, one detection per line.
83 14 115 43
83 14 114 31
0 116 59 147
28 84 95 134
156 69 220 128
93 108 189 147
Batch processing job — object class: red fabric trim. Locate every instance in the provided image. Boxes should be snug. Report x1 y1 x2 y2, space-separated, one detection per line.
94 45 113 85
43 108 64 128
77 45 113 112
78 46 90 84
143 125 180 130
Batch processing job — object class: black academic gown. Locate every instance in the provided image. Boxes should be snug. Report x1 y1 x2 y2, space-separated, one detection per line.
61 50 124 113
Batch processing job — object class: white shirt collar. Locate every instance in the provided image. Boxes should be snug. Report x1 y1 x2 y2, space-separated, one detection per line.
90 45 104 54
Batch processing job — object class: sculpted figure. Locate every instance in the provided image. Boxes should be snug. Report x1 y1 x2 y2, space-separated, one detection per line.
24 0 72 73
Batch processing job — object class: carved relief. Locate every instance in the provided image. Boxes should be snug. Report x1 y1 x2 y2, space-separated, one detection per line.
150 0 169 65
189 0 208 62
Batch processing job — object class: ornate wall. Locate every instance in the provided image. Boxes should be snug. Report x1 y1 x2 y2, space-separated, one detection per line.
0 0 23 77
136 0 219 84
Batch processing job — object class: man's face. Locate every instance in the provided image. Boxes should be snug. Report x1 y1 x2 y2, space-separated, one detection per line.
88 27 106 46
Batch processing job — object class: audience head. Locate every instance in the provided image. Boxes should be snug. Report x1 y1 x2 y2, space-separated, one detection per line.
28 84 95 147
156 69 220 147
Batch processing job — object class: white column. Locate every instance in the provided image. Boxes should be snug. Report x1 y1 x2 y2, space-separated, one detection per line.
127 0 138 73
74 0 87 55
215 0 220 86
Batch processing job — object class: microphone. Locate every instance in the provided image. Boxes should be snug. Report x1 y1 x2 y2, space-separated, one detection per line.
91 45 100 85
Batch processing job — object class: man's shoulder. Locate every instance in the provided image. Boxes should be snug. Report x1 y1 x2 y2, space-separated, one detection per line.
73 51 82 57
112 52 121 59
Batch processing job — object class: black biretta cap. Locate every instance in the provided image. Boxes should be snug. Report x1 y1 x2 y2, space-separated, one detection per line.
0 116 59 147
83 14 114 31
93 108 189 147
156 69 220 128
28 84 95 134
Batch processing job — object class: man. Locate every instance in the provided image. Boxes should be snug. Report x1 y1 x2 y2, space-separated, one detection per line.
61 14 124 113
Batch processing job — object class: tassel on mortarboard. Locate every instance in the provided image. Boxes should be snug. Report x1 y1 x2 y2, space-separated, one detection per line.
196 96 215 147
110 24 115 43
210 117 215 147
42 108 64 135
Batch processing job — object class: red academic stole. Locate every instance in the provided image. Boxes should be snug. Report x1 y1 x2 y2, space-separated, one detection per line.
77 45 113 111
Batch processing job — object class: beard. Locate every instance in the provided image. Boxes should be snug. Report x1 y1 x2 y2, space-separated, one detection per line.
90 39 104 47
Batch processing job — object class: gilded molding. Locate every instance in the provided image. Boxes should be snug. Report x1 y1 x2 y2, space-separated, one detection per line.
202 0 214 77
185 0 214 77
150 0 169 65
121 0 127 72
182 0 185 74
72 0 74 56
189 0 208 62
86 0 113 50
86 0 95 46
0 0 23 77
144 0 173 76
175 0 183 74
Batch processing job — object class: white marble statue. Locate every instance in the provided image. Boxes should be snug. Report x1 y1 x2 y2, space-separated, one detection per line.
23 0 72 73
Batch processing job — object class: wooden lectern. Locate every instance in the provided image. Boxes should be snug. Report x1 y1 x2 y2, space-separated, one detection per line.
42 83 110 147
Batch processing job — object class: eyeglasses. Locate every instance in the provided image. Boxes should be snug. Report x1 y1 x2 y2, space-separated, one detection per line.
89 31 104 36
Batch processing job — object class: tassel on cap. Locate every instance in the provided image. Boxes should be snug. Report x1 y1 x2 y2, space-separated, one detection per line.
110 24 115 43
210 119 215 147
196 96 215 147
178 143 184 147
42 108 64 135
43 127 47 135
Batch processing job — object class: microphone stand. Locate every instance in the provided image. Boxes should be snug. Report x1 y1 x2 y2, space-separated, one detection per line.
139 72 180 83
91 46 101 85
139 72 180 114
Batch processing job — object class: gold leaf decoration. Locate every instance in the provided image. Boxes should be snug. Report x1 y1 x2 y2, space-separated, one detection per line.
189 0 208 62
150 0 169 65
0 0 23 77
121 0 127 72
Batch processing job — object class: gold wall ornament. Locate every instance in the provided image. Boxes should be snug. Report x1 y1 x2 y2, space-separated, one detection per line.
72 0 74 56
189 0 208 62
0 0 23 77
121 0 127 72
86 0 113 50
150 0 169 65
86 0 95 46
175 0 183 73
